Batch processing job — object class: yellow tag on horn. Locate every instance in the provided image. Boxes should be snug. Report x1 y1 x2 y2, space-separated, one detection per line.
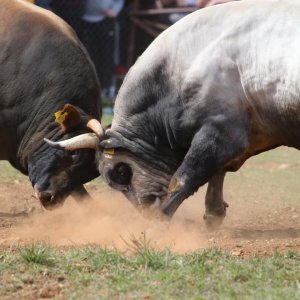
104 148 115 155
54 111 68 124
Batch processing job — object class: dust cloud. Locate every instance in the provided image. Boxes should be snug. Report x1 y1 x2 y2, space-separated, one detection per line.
11 189 210 253
9 182 300 253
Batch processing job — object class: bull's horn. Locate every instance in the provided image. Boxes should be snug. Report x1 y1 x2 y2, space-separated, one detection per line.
44 133 99 150
87 119 104 138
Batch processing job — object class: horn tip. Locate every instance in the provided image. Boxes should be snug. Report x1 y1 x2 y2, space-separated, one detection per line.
44 138 63 149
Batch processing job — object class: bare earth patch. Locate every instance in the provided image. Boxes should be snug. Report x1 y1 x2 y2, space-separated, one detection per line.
0 180 299 257
1 148 300 299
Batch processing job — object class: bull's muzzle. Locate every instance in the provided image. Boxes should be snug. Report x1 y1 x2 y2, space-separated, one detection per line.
34 185 63 210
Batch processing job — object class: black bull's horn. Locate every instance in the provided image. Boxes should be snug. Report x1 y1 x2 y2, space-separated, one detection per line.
44 119 103 150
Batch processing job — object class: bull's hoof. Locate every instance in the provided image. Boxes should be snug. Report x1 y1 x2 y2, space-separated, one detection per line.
203 213 225 230
203 201 228 230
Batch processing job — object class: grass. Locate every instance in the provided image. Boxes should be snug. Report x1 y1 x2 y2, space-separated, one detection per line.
1 124 300 299
226 146 300 205
101 113 113 127
19 244 55 266
0 242 299 299
0 161 27 182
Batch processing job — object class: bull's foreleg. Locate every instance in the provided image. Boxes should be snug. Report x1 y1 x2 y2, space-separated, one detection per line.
204 172 228 229
161 122 248 222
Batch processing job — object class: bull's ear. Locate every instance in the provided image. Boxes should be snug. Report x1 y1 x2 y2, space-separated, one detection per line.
54 104 81 131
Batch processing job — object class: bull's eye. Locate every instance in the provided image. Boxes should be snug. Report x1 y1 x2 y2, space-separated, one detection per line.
109 163 132 186
68 150 80 161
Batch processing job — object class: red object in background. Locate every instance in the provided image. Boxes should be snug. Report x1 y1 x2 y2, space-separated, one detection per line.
115 65 128 76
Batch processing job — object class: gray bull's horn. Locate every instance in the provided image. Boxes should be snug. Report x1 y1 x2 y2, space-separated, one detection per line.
87 119 104 138
44 133 99 150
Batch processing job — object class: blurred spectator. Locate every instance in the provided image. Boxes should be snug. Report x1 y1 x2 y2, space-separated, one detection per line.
35 0 50 9
50 0 86 35
159 0 185 24
131 0 162 61
81 0 124 98
140 0 162 9
117 2 132 74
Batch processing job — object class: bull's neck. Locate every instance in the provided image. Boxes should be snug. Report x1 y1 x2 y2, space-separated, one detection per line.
14 105 62 174
113 99 186 173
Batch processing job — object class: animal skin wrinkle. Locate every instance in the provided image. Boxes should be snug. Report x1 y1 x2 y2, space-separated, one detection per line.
17 110 49 151
0 43 11 65
164 111 176 150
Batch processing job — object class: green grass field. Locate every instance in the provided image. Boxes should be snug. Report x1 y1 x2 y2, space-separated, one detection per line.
0 242 299 300
1 132 300 299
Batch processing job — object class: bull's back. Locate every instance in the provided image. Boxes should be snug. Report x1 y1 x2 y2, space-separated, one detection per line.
0 0 75 43
228 1 300 145
118 0 300 111
162 0 300 101
0 0 101 160
115 0 300 148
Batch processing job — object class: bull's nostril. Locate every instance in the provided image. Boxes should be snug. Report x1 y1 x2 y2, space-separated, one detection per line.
39 191 54 203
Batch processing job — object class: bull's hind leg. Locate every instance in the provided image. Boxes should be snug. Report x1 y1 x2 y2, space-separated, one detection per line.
204 172 228 229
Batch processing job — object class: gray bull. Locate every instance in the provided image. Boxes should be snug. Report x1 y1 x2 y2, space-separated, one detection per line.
49 0 300 225
1 0 104 209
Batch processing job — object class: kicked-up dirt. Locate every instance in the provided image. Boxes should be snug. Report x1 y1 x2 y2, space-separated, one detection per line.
0 175 299 257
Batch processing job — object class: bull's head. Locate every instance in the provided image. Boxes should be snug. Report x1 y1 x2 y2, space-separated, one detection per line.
46 125 179 215
97 130 177 214
34 104 104 209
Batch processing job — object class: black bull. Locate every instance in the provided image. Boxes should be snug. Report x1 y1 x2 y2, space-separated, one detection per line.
0 0 104 208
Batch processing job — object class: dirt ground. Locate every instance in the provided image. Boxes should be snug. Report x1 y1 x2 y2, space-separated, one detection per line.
0 177 300 257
